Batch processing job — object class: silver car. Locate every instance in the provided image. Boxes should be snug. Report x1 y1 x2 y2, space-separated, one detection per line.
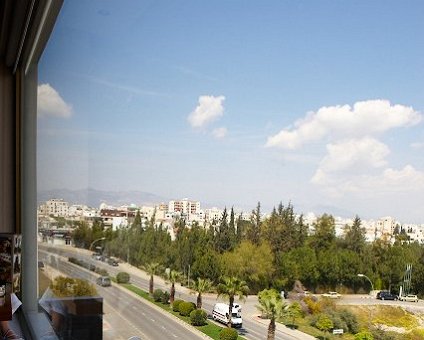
400 294 418 302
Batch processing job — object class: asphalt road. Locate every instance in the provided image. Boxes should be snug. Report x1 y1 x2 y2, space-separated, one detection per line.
39 243 312 339
39 243 424 339
38 250 204 340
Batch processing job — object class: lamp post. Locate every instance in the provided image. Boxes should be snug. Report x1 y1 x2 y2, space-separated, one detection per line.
358 273 374 293
89 237 106 252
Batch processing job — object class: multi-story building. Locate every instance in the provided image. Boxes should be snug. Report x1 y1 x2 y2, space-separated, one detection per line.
41 198 69 217
204 207 223 224
168 199 200 215
99 209 135 230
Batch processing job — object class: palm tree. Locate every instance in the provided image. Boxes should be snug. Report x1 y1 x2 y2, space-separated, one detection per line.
145 262 161 295
166 270 181 304
256 289 286 340
217 276 249 328
191 278 213 309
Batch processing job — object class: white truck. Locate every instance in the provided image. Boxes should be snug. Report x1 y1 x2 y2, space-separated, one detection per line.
212 303 243 328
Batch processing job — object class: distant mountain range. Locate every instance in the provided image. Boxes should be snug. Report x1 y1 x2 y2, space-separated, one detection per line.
37 188 169 208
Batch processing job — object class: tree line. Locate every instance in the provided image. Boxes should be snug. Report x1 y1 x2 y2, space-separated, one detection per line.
71 202 424 296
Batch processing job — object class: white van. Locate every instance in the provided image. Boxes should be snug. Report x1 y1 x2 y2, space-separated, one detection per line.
212 303 242 328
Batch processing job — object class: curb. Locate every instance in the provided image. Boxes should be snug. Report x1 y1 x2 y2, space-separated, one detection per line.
41 249 211 340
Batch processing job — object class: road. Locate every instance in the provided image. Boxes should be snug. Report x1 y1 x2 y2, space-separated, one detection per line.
39 250 205 340
38 243 319 339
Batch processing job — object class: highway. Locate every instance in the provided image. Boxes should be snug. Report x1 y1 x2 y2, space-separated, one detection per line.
38 250 205 340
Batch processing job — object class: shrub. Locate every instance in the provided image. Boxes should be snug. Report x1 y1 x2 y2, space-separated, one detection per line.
304 296 321 315
116 272 130 284
161 291 170 304
153 289 164 302
190 309 207 326
179 301 195 316
339 309 359 334
355 331 374 340
219 327 238 340
172 299 184 312
315 313 334 333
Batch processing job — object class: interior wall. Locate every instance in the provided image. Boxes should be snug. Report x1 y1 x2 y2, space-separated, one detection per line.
0 60 15 234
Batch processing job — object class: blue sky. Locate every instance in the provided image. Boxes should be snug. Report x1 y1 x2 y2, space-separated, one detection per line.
38 0 424 222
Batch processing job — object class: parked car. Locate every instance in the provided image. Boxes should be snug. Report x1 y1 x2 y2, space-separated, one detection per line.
322 291 341 299
400 294 418 302
376 291 398 300
96 276 111 287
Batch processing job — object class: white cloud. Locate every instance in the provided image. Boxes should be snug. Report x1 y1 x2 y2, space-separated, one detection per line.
313 165 424 197
38 84 72 118
266 99 421 149
188 95 225 128
212 127 228 139
313 137 390 179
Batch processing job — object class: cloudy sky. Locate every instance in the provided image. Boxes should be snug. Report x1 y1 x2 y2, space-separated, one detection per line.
38 0 424 222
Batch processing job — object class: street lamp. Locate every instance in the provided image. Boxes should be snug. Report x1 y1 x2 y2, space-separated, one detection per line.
89 237 106 251
357 273 374 293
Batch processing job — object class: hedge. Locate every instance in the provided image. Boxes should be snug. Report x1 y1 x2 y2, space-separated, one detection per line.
179 301 195 316
190 309 207 326
116 272 130 284
219 327 238 340
172 299 184 312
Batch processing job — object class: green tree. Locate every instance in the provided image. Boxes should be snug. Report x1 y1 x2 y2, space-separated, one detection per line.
217 277 249 328
220 241 274 292
284 302 303 327
145 262 161 295
315 314 334 339
309 214 336 250
166 270 181 304
278 246 318 290
247 202 261 245
132 210 142 229
191 277 213 309
256 289 286 340
343 216 366 253
215 208 233 253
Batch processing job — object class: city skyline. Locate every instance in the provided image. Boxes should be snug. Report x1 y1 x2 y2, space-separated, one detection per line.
37 1 424 222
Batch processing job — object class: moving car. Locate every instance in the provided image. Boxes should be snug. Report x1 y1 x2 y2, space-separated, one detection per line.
376 291 398 300
322 291 341 299
400 294 418 302
96 276 111 287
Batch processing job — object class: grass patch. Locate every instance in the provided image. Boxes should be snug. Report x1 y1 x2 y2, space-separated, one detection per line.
119 282 246 339
280 317 324 338
278 304 423 340
345 305 419 330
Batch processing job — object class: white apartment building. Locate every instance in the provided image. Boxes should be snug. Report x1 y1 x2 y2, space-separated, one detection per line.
204 207 223 224
168 199 200 215
42 198 69 217
404 224 424 243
